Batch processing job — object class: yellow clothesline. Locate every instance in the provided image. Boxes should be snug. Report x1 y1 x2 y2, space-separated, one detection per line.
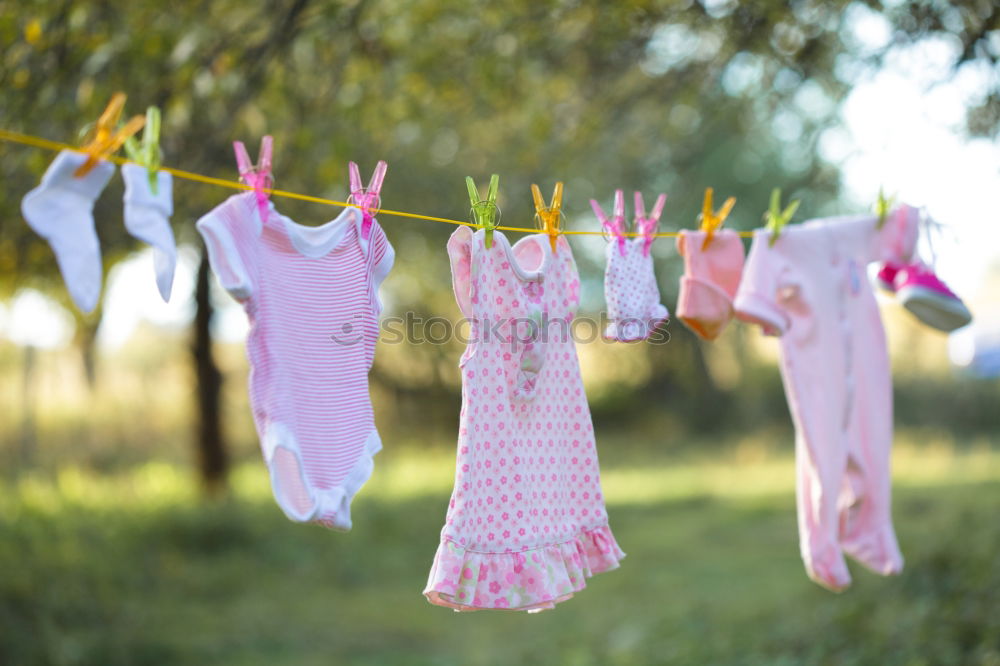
0 128 755 238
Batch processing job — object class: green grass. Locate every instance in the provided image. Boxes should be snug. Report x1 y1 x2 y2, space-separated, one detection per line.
2 441 999 665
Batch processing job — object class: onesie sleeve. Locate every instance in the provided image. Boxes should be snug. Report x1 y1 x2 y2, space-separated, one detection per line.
872 204 920 264
195 193 257 304
733 231 792 336
447 226 475 319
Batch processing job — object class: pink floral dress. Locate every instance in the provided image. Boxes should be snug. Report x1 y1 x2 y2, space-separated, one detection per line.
424 226 624 612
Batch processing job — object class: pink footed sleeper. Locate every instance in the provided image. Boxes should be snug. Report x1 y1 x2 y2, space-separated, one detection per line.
197 189 393 531
734 205 919 591
424 227 624 612
592 190 669 341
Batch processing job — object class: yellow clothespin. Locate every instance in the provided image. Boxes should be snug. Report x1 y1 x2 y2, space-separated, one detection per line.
698 187 736 250
75 92 145 178
874 186 895 230
531 181 564 253
764 188 800 247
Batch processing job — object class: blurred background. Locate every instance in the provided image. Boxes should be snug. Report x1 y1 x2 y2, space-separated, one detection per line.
1 1 999 664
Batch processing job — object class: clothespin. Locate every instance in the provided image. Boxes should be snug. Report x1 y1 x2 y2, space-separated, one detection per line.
466 174 500 248
74 92 145 178
123 106 162 194
698 187 736 250
233 136 274 223
874 186 895 230
764 188 801 247
532 182 564 253
590 190 627 256
634 191 667 256
349 160 388 240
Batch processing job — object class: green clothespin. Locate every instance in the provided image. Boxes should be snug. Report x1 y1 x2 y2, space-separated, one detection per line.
765 188 800 247
124 106 162 194
874 186 895 229
466 174 500 248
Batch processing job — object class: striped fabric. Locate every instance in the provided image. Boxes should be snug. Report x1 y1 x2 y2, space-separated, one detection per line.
197 192 394 530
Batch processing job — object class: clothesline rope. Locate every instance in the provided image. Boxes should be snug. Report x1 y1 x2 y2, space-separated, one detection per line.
0 128 755 238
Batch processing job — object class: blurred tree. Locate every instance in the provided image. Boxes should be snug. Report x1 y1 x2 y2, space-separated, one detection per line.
0 0 996 488
857 0 1000 137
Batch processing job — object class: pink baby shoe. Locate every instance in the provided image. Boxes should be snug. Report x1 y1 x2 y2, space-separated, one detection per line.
893 263 972 332
874 261 901 294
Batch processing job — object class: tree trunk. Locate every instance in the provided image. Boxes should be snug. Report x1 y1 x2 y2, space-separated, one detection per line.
193 247 228 495
74 307 102 391
19 344 37 468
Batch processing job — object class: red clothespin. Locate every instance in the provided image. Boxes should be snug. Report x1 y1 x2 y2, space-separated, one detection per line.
591 189 627 256
233 136 273 223
634 191 667 256
349 161 388 240
74 92 145 178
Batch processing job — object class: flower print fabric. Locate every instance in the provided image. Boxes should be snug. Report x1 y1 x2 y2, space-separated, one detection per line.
424 227 624 612
603 238 669 341
596 191 669 342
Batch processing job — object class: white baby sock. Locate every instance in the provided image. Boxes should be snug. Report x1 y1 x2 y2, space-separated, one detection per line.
122 163 176 301
21 150 115 314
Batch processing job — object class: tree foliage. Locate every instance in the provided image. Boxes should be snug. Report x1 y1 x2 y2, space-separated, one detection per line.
0 0 996 434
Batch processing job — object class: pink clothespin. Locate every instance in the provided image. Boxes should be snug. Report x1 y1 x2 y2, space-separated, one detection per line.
634 191 666 256
233 136 274 223
349 160 388 240
591 189 627 256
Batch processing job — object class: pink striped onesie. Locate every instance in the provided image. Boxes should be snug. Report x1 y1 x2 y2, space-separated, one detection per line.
197 191 394 530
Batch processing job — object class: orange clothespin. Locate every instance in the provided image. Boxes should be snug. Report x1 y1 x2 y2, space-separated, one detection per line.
531 181 564 253
74 92 145 178
698 187 736 250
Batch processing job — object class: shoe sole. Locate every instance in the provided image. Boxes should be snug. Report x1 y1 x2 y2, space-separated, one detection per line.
898 285 972 332
875 278 896 294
